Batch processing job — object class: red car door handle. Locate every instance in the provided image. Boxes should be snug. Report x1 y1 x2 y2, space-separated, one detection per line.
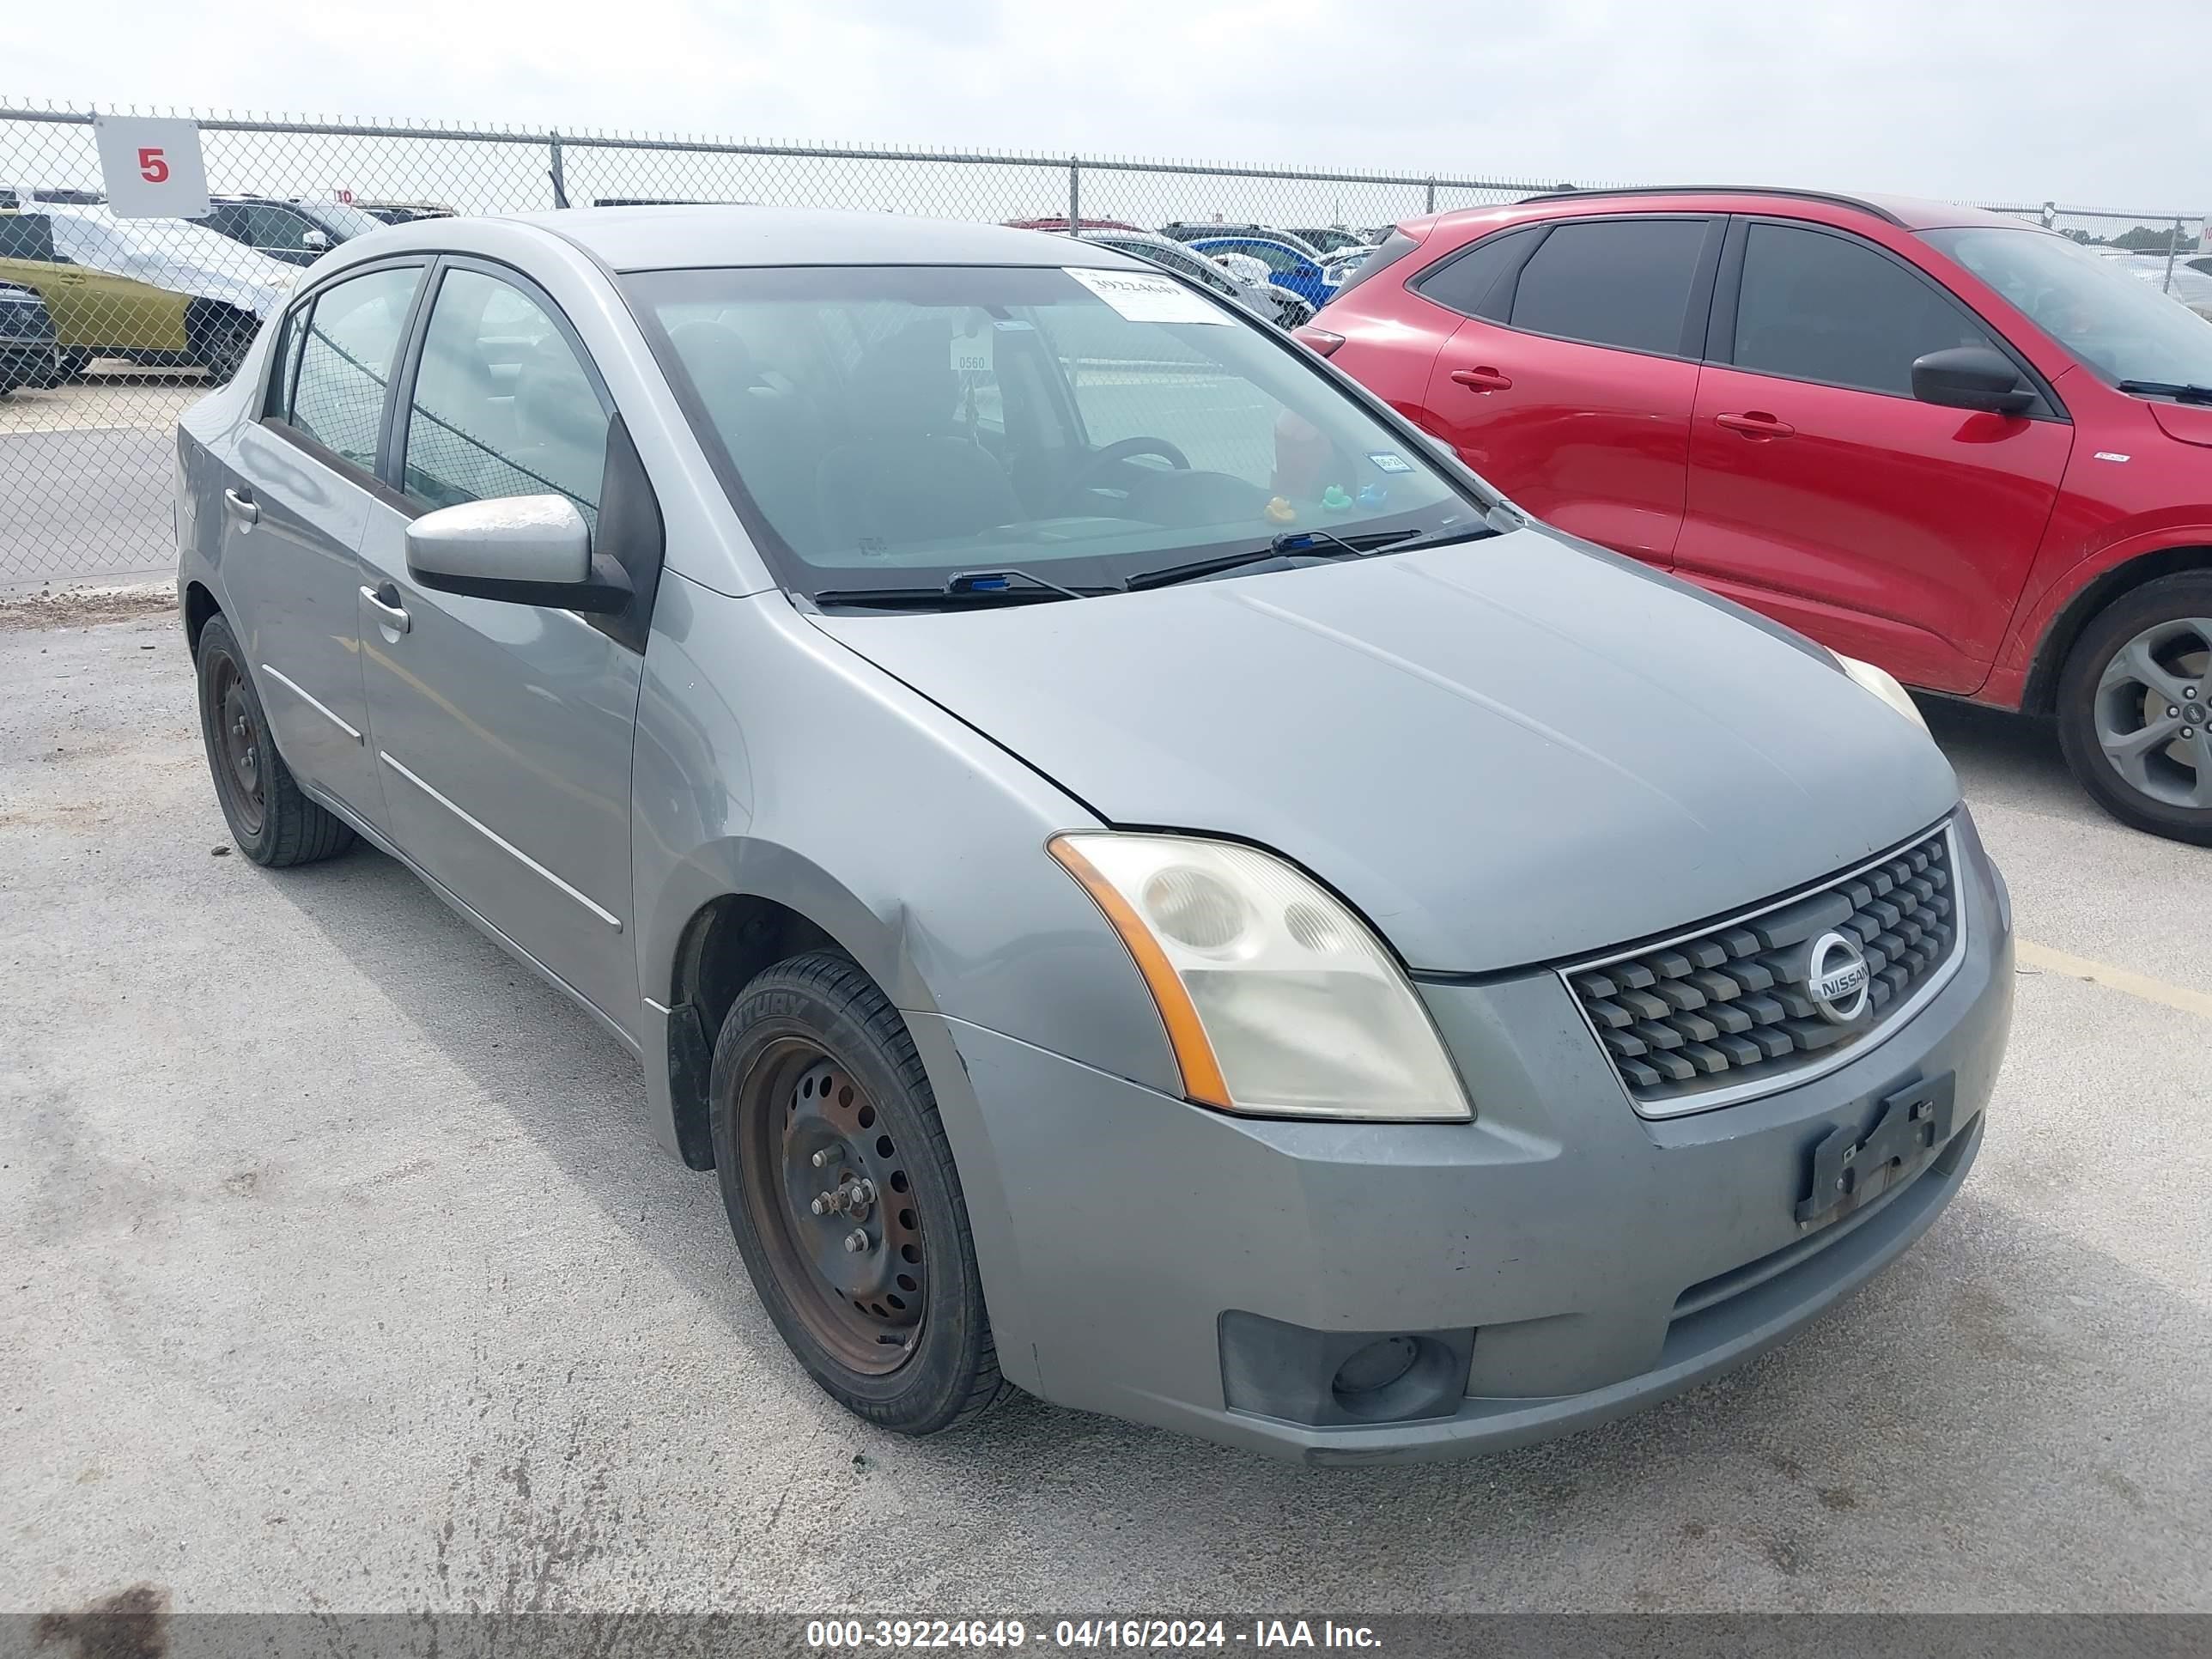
1717 411 1796 439
1449 367 1514 392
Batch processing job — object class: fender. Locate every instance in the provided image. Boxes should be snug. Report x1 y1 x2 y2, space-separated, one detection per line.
1993 518 2212 710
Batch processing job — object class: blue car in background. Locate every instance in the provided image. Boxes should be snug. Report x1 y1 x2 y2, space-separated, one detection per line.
1187 235 1340 309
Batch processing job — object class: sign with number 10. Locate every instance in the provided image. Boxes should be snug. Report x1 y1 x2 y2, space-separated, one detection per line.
93 115 211 219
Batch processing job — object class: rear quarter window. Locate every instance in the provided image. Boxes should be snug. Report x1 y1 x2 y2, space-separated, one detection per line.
1410 227 1540 319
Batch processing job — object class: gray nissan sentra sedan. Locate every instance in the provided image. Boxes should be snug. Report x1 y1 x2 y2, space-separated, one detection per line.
173 206 2014 1464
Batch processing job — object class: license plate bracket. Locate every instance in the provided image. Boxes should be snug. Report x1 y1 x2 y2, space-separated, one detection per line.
1796 1073 1955 1231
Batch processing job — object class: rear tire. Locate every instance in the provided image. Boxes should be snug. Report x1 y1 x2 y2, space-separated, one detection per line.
2056 571 2212 845
193 615 356 866
710 951 1007 1436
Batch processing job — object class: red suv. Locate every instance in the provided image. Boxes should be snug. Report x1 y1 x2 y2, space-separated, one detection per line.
1309 186 2212 844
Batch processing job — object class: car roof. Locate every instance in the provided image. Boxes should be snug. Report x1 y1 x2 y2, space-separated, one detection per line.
1420 186 2035 236
505 204 1148 274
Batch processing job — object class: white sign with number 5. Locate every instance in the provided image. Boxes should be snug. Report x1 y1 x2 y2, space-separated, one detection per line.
94 115 210 219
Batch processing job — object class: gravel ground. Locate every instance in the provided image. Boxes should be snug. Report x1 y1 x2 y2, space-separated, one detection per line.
1 608 2207 1620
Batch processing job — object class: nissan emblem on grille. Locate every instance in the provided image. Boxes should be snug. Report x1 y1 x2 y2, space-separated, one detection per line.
1805 931 1872 1024
1562 823 1963 1114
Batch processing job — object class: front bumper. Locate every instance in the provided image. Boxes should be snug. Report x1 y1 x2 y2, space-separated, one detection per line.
919 819 2013 1465
0 340 64 390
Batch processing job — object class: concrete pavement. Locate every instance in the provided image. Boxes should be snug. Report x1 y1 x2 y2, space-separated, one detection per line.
1 611 2206 1617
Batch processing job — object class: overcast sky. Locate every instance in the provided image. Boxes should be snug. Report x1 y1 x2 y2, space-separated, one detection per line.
11 0 2211 210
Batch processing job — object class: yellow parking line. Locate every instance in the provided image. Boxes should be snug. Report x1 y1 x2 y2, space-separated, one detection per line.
2017 939 2212 1021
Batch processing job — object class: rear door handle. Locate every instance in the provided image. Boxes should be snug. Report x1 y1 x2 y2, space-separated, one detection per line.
222 487 259 524
1449 367 1515 392
1716 411 1796 439
361 582 410 635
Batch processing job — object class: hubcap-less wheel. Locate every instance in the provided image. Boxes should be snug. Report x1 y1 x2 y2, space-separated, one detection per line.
2094 618 2212 809
211 656 266 835
738 1037 927 1376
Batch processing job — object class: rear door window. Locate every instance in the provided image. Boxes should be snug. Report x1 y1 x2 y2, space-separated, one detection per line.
1730 221 1995 396
278 265 423 471
1507 218 1711 355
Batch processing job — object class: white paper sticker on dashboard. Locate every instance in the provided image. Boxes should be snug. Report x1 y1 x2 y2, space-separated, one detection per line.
1063 266 1235 325
950 326 994 374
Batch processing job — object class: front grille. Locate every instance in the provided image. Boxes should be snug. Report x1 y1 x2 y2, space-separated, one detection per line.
1565 822 1962 1115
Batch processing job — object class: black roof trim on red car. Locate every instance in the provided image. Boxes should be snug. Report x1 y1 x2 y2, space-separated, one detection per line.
1517 186 1906 227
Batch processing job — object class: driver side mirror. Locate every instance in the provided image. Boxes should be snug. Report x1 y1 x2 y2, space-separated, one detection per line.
301 228 331 251
1911 345 2036 416
405 495 631 614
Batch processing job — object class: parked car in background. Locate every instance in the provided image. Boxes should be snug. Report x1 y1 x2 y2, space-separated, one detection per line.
1188 234 1340 309
359 202 457 224
1282 226 1372 255
194 195 391 266
1005 216 1141 234
1320 245 1376 284
0 279 64 393
0 203 293 380
2110 252 2212 319
175 204 2008 1463
1158 221 1324 258
1311 185 2212 843
1064 227 1313 328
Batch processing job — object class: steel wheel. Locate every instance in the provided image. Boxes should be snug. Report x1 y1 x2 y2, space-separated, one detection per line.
210 653 267 837
2092 617 2212 810
736 1036 928 1376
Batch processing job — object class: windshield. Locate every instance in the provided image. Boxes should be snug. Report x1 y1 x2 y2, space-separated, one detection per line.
298 199 391 240
1923 226 2212 388
627 263 1477 599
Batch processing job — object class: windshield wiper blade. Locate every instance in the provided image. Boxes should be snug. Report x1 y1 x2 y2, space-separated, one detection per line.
946 567 1116 600
2116 379 2212 405
811 571 1121 611
811 586 1071 610
1128 522 1498 592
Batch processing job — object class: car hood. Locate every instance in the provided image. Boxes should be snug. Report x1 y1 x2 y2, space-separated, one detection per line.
810 528 1960 974
46 210 295 317
2145 398 2212 448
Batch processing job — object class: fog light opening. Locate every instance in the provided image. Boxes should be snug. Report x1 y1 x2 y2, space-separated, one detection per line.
1329 1334 1443 1420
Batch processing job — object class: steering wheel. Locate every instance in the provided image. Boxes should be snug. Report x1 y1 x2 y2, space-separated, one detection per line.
1067 435 1191 496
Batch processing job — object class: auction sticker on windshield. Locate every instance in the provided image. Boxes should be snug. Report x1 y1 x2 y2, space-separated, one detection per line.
1065 266 1233 325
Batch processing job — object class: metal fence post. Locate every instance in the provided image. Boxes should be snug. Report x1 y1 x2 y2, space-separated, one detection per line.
549 131 568 209
1425 177 1437 215
2164 216 2182 293
1069 156 1080 229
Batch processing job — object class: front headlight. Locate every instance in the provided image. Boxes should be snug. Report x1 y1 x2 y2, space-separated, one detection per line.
1835 653 1927 731
1048 833 1472 1122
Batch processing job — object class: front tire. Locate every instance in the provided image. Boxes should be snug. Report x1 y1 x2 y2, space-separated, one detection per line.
2057 571 2212 844
193 615 356 866
710 951 1006 1436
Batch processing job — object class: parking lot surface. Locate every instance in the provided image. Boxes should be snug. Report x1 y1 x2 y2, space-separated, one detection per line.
0 376 203 592
2 604 2209 1615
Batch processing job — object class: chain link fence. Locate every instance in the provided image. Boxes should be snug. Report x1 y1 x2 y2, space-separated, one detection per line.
3 100 2207 587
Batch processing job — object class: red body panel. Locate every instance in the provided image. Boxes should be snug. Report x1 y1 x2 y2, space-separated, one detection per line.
1428 319 1698 562
1320 189 2212 713
1677 365 2071 693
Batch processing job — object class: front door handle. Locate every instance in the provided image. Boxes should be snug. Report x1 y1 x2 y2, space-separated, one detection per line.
1449 366 1515 392
1716 411 1796 439
361 582 410 635
222 487 259 524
